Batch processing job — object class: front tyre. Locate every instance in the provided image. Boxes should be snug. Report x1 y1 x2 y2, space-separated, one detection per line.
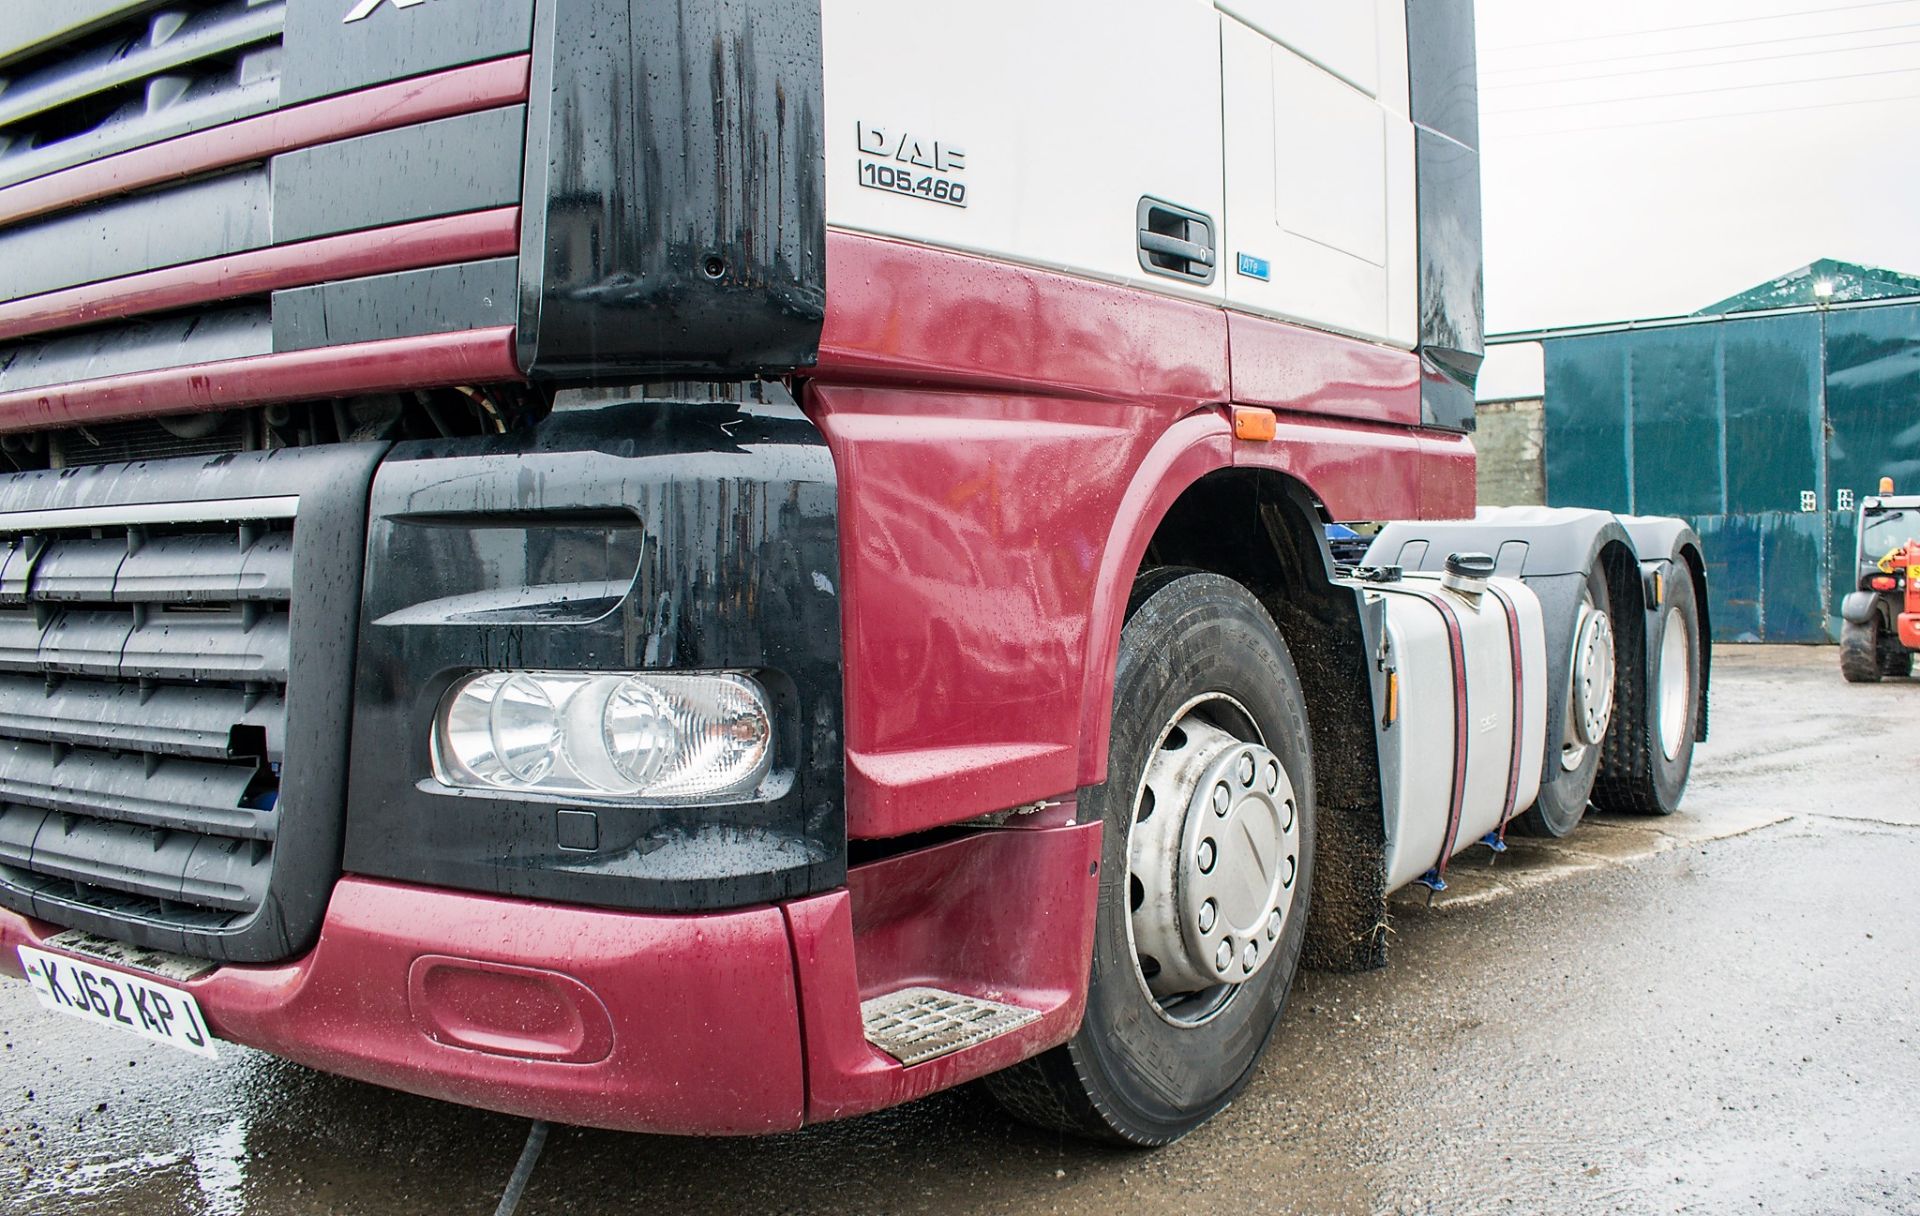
985 571 1314 1145
1840 618 1883 684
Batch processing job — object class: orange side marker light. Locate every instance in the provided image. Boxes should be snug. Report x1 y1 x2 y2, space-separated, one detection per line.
1233 406 1277 442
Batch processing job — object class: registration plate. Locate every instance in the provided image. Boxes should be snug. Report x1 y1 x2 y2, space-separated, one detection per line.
16 945 218 1058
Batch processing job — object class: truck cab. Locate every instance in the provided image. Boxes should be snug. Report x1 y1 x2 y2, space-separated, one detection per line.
0 0 1707 1145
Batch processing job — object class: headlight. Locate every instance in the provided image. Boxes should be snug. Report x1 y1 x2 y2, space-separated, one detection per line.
432 670 773 801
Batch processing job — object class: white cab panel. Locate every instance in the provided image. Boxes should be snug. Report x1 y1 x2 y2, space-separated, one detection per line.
1374 575 1548 894
1219 13 1417 347
1214 0 1378 95
1274 53 1386 266
820 0 1226 303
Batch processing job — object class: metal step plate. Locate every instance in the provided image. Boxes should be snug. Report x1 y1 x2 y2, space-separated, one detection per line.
860 986 1041 1067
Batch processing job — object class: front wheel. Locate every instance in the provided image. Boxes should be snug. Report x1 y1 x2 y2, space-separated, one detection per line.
985 570 1314 1145
1840 618 1883 683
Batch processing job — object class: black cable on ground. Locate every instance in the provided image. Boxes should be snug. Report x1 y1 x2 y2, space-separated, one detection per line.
493 1120 551 1216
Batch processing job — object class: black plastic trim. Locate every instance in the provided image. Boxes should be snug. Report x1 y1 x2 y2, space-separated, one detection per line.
343 391 845 912
270 106 526 244
1406 0 1483 433
281 0 535 107
516 0 826 380
0 168 269 305
272 258 518 353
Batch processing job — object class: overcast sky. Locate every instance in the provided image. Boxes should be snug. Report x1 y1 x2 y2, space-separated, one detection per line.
1475 0 1920 396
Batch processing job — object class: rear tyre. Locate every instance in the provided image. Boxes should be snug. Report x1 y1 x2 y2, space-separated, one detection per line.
1512 562 1614 837
1840 618 1883 684
985 571 1314 1146
1879 634 1914 679
1595 571 1700 815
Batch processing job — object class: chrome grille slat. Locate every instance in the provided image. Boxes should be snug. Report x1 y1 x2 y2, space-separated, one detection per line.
0 606 290 682
0 507 291 929
36 609 134 677
28 536 125 600
0 675 285 761
18 813 267 914
118 528 294 603
0 740 269 839
121 608 290 683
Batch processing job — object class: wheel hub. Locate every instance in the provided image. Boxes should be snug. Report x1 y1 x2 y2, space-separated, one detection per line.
1657 606 1690 761
1561 598 1616 770
1130 713 1299 1003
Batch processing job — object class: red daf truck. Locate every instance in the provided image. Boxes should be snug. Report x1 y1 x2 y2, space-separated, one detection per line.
0 0 1708 1144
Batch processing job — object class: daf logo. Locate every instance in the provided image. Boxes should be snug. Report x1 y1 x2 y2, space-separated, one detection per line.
344 0 428 22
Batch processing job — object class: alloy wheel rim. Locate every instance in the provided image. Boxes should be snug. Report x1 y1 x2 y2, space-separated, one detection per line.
1126 694 1300 1026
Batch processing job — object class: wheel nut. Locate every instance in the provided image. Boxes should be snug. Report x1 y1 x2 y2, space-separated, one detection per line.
1242 941 1259 971
1238 754 1256 786
1197 839 1216 873
1214 940 1233 972
1267 909 1282 939
1198 900 1217 933
1212 783 1230 816
1265 760 1280 792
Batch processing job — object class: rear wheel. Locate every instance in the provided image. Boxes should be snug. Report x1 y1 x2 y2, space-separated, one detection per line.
1841 618 1883 684
985 571 1314 1145
1879 633 1914 679
1595 571 1701 815
1513 563 1614 836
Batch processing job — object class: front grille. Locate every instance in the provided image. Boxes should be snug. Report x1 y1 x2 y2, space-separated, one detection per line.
0 506 293 933
0 0 285 190
46 414 251 469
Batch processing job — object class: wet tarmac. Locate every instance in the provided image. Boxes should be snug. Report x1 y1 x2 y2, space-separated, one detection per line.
4 644 1917 1215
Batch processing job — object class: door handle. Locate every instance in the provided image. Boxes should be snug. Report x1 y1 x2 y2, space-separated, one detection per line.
1136 196 1216 284
1137 230 1215 267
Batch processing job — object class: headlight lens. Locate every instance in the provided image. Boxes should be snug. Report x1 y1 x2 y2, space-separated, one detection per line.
433 670 773 801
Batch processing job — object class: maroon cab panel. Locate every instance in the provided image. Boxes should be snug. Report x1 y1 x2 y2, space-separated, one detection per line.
786 821 1103 1124
811 232 1466 835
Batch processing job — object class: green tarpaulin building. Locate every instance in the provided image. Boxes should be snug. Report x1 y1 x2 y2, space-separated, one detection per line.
1492 261 1920 643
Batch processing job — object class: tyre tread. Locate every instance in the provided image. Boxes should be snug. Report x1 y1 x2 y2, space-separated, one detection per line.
1841 619 1883 684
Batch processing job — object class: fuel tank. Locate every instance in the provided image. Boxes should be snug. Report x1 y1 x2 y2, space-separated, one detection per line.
1369 571 1548 893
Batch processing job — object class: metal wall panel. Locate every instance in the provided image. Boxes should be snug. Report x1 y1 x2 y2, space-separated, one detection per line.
1824 303 1920 495
1722 313 1822 516
1542 332 1632 510
1541 300 1917 643
1761 511 1829 643
1689 514 1760 641
1629 325 1723 517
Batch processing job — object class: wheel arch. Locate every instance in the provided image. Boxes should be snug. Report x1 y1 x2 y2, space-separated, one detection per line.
1093 459 1392 973
1618 516 1711 742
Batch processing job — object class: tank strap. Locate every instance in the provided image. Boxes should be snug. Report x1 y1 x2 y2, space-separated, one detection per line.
1486 582 1527 844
